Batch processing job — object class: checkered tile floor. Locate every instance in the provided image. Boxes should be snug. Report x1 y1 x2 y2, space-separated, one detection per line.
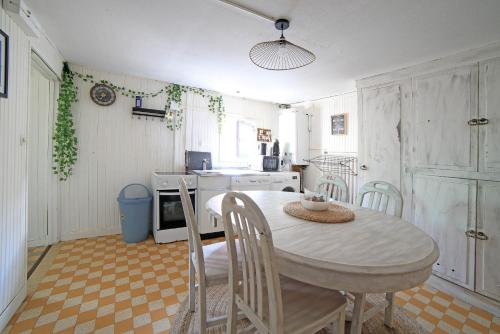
5 235 500 333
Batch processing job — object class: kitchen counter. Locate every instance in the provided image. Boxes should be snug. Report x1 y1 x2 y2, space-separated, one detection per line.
191 169 271 177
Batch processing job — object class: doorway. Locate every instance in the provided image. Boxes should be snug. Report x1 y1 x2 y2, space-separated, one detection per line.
27 53 58 275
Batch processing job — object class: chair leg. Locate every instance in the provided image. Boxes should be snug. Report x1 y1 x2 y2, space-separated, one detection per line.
384 292 395 328
226 295 238 334
336 309 345 334
188 260 195 312
332 308 345 334
199 280 207 334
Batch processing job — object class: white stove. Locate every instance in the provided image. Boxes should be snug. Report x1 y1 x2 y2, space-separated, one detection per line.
151 172 197 243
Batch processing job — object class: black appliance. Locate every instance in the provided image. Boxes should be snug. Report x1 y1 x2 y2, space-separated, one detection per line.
185 150 212 171
263 156 280 171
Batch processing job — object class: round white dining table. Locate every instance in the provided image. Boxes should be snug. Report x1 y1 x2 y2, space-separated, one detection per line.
205 191 439 334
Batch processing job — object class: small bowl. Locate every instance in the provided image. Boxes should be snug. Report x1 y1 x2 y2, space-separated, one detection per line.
300 196 329 211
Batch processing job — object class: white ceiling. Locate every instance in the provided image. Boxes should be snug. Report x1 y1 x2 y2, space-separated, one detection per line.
26 0 500 103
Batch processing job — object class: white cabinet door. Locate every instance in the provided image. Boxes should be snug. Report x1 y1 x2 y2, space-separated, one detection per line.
412 175 476 289
359 84 401 188
413 66 478 171
476 181 500 301
479 58 500 173
197 189 226 234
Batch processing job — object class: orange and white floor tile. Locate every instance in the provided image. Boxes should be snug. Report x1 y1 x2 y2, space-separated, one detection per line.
4 235 500 334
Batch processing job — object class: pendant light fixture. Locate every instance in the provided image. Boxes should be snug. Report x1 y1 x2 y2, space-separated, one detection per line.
249 19 316 70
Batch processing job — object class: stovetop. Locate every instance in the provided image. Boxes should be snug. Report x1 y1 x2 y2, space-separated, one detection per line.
151 171 197 190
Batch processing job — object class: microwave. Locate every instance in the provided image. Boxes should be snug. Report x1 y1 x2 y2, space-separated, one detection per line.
250 155 280 171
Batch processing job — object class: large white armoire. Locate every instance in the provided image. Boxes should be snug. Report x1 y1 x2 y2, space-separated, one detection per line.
357 44 500 314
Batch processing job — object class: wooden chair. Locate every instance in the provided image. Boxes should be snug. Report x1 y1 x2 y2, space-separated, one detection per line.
315 175 349 202
353 180 403 328
179 178 232 333
222 191 346 334
356 180 403 217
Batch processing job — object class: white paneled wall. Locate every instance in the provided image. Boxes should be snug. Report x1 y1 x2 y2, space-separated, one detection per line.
59 65 175 240
59 65 278 240
297 92 358 191
0 8 30 330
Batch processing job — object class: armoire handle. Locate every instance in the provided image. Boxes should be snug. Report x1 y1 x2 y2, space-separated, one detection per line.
476 231 489 240
465 229 476 238
360 165 368 171
468 119 478 126
478 118 489 125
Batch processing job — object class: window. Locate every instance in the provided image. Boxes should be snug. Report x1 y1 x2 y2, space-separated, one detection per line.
219 114 257 164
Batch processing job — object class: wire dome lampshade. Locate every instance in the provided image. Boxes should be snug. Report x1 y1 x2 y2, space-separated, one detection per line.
250 19 315 70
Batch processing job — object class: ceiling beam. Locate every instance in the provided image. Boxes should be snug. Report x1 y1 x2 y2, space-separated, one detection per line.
213 0 276 23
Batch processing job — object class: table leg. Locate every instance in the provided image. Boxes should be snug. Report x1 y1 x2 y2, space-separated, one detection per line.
384 292 395 328
350 292 366 334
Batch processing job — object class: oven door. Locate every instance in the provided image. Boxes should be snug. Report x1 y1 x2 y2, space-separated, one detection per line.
156 189 195 230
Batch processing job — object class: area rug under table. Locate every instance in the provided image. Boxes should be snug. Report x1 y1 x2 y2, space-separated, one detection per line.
171 284 428 334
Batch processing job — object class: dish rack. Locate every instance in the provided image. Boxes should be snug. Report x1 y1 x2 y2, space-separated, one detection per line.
306 154 358 203
306 154 358 176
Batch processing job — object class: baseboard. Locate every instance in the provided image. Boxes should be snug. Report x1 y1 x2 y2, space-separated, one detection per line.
426 274 500 317
61 226 122 241
0 283 27 332
27 238 48 248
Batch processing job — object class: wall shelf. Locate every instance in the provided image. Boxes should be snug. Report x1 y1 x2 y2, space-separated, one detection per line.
132 107 166 118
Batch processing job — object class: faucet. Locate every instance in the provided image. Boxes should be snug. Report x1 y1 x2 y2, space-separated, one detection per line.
202 159 209 171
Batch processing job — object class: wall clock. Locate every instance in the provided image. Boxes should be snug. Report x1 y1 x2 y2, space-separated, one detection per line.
90 84 116 106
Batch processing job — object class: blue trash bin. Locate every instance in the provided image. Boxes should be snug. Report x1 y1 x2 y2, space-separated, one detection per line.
117 184 153 243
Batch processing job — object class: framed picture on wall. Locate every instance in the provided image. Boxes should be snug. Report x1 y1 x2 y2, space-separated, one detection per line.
257 128 272 142
0 29 8 98
331 113 347 135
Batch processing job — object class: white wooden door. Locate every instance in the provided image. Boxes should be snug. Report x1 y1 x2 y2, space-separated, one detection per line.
27 62 55 247
476 181 500 301
359 84 401 188
479 58 500 173
412 174 476 289
412 65 478 171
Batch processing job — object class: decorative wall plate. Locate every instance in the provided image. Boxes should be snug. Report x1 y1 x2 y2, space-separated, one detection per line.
90 84 116 106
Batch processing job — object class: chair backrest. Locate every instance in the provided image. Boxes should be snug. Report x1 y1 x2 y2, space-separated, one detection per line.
315 175 349 202
222 192 284 334
355 181 403 217
179 178 205 280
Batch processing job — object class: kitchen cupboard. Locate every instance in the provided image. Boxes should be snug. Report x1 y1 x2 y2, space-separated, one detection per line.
476 181 500 301
412 66 478 171
357 45 500 307
358 83 401 188
479 58 500 173
197 176 230 234
412 174 476 289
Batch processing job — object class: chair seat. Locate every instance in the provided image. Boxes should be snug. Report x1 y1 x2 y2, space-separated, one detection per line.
192 240 240 285
276 276 346 334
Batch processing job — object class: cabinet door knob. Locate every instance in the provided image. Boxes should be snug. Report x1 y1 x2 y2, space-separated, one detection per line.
468 119 478 126
465 229 476 238
476 231 489 240
360 165 368 170
478 118 489 125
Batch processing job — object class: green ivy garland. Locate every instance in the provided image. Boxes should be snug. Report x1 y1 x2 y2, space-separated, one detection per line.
53 66 227 181
71 71 225 131
52 62 78 181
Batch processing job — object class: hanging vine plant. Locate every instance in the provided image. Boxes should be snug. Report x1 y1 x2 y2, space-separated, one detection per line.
165 84 184 130
52 62 78 181
209 95 225 132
